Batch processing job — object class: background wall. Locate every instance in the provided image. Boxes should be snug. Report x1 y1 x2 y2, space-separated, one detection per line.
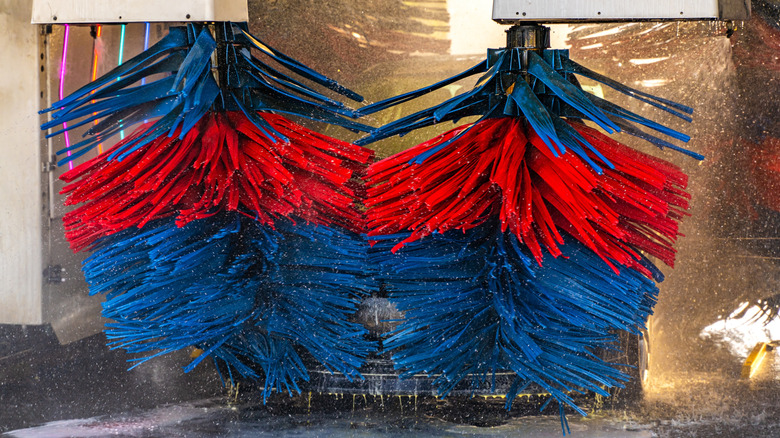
0 0 43 324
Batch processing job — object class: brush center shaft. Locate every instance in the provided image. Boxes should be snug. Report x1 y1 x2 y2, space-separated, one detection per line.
505 24 550 51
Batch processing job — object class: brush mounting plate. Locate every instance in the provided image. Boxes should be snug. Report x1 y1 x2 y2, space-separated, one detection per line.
492 0 751 23
31 0 248 24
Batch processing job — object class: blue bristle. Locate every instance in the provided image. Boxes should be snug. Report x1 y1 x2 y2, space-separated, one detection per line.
507 77 563 156
83 213 376 400
370 219 660 421
526 51 620 134
356 47 699 165
357 62 488 116
42 23 370 165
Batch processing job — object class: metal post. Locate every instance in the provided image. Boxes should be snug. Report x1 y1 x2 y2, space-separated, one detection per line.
505 24 550 71
213 23 230 111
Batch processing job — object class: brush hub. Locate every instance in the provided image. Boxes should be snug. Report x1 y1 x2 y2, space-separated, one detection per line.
505 24 550 51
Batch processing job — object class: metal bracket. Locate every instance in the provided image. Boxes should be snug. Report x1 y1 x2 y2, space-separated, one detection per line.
31 0 249 24
503 24 550 74
719 0 751 21
41 155 56 173
505 24 550 51
44 265 66 284
493 0 752 23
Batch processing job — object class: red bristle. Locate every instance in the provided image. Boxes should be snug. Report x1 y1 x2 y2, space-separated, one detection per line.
365 117 692 274
61 112 373 252
750 137 780 212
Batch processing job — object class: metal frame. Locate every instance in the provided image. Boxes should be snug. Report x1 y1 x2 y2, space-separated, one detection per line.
493 0 751 23
32 0 248 24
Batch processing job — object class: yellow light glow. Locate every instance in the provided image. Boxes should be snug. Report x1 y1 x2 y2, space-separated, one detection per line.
629 56 671 65
742 342 769 379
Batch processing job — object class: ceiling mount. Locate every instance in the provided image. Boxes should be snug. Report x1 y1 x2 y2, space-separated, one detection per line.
492 0 751 24
31 0 248 24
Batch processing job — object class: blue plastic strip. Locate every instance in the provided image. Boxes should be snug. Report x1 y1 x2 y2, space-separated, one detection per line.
370 219 660 420
83 212 376 401
357 61 488 116
355 47 698 167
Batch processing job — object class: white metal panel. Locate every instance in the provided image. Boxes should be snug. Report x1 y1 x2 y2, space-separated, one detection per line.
31 0 248 24
449 0 572 55
449 0 504 55
0 0 44 325
493 0 727 22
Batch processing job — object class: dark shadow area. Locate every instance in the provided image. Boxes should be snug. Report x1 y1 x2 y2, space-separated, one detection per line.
0 325 224 432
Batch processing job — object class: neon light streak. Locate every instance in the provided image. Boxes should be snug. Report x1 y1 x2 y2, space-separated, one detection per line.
59 24 73 170
141 24 150 86
142 23 150 124
118 24 127 140
144 23 150 55
92 25 103 153
91 25 102 82
118 24 126 67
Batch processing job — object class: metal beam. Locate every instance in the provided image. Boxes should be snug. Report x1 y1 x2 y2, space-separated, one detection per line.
31 0 248 24
493 0 751 23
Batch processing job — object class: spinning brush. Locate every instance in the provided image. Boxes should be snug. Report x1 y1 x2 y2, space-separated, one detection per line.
729 1 780 323
360 23 698 428
732 1 780 217
42 21 376 394
734 0 780 71
749 136 780 214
